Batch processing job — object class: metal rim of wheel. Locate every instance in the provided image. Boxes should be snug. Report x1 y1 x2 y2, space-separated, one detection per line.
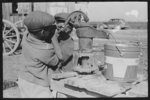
3 19 20 56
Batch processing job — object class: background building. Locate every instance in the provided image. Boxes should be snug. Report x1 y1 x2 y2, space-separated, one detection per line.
2 2 147 23
2 2 76 23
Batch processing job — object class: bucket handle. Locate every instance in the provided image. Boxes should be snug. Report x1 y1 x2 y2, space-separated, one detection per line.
107 32 142 57
107 32 124 57
115 46 124 57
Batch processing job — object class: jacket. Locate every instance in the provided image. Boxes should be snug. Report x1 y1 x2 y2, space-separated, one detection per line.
19 33 59 87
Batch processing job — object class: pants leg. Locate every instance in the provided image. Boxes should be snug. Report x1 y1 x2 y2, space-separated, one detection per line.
17 77 53 98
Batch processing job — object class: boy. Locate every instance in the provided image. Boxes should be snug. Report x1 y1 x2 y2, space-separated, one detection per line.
54 12 74 72
17 11 62 98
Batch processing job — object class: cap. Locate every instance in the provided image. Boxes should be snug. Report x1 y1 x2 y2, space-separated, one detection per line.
54 12 70 22
24 11 55 33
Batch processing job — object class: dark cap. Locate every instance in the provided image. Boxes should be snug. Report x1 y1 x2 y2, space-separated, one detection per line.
54 12 70 22
24 11 55 33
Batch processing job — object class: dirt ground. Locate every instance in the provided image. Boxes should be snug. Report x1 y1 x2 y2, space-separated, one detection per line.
3 29 148 98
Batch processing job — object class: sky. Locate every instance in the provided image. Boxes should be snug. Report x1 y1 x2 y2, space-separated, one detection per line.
85 2 147 22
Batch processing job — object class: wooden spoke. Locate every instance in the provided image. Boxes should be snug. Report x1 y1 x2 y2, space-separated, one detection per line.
5 39 16 44
5 35 16 38
4 41 12 51
5 28 14 36
3 19 21 56
3 24 6 34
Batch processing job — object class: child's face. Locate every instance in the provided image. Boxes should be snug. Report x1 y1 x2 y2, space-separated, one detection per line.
42 25 57 43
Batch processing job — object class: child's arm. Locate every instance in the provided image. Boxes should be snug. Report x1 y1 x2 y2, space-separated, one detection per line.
51 30 63 60
35 50 61 70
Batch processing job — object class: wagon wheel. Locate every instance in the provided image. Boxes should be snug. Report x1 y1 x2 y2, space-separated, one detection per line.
66 10 89 23
64 10 89 27
3 19 20 56
59 10 89 32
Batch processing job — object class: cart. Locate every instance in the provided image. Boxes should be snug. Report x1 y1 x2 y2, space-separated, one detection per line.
3 16 28 56
3 3 30 56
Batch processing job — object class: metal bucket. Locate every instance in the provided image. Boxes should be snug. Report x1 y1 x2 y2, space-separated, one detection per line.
104 42 140 82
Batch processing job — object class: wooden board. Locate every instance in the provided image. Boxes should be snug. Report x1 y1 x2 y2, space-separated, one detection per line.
64 74 127 97
126 81 148 97
51 79 95 98
52 72 78 80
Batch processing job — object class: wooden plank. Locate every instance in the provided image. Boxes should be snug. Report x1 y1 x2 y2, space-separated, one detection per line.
51 80 95 98
52 72 78 80
64 75 127 97
33 3 47 12
2 3 12 20
126 81 148 97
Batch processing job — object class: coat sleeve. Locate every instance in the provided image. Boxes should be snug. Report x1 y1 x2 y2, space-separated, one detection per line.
36 49 60 67
47 55 59 67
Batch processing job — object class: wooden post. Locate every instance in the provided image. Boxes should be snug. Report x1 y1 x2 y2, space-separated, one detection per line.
2 3 12 20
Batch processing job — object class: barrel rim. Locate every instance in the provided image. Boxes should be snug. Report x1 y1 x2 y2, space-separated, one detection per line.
104 43 139 48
